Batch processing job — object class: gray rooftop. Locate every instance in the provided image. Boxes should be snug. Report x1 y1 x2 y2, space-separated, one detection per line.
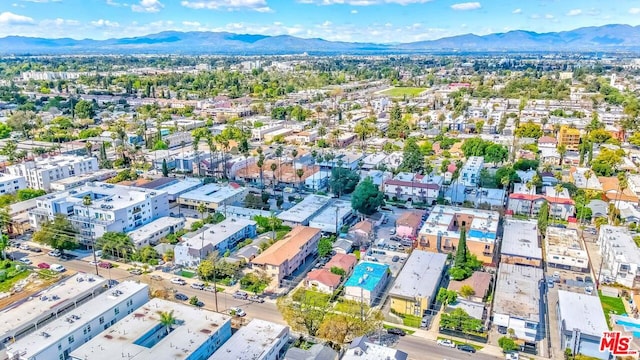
284 344 338 360
343 336 408 360
599 225 640 266
493 263 543 322
501 219 542 259
389 250 447 300
180 217 256 251
208 319 289 360
127 216 185 246
178 183 245 204
277 195 331 224
557 290 608 337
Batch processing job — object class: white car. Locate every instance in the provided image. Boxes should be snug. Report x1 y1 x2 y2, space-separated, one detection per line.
48 250 61 257
437 339 456 348
505 352 519 360
230 307 246 317
170 278 186 285
19 257 32 265
50 264 66 273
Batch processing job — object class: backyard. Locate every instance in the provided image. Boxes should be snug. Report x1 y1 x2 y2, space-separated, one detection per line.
599 290 626 329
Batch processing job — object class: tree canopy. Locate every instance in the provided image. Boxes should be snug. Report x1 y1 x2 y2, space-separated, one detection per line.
329 167 360 197
351 177 384 215
33 214 78 252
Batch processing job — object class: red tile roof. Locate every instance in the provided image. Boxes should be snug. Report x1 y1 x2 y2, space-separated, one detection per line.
324 253 357 272
306 269 341 288
395 211 424 230
509 193 575 205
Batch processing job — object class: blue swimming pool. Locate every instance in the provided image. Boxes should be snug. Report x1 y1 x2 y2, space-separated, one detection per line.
615 318 640 338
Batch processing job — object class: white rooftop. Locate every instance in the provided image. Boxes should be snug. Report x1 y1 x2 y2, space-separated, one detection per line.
343 336 408 360
180 217 256 251
6 282 149 359
277 194 331 224
154 177 202 196
493 264 543 322
128 217 185 246
501 219 542 259
69 298 232 360
557 290 608 337
0 273 107 339
208 319 289 360
599 225 640 266
41 182 167 211
308 199 352 225
389 250 447 300
178 183 245 204
418 205 500 244
50 169 118 187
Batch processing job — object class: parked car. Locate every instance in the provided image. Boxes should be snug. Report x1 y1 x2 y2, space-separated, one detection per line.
150 275 163 281
457 344 476 353
585 286 594 295
98 262 113 269
437 339 456 348
230 307 246 317
392 255 400 262
171 278 187 285
174 293 188 301
48 250 61 257
576 276 584 282
19 257 32 265
233 291 248 299
204 286 217 293
19 243 30 250
50 264 66 272
387 328 406 336
190 282 205 290
37 262 50 269
30 247 42 253
505 352 520 360
585 276 593 284
129 269 143 275
249 295 265 303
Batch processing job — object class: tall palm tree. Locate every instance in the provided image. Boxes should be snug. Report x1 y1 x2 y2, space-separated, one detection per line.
205 135 216 178
270 163 278 194
158 310 176 335
614 173 628 224
197 203 208 261
310 149 318 192
296 168 304 190
275 146 283 183
83 195 99 275
257 153 265 189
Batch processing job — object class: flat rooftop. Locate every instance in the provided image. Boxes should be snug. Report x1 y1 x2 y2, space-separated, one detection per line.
600 225 640 266
178 183 245 204
146 177 202 195
41 182 167 211
558 290 608 337
128 217 185 245
50 169 118 186
0 273 107 338
545 226 588 260
343 336 408 360
501 219 542 259
180 217 256 250
309 199 352 225
69 298 232 360
208 319 289 360
344 262 389 292
6 282 148 359
419 205 500 244
277 195 331 224
493 263 543 322
389 250 447 300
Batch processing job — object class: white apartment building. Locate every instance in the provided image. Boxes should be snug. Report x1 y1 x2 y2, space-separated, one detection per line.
0 172 27 195
0 274 107 344
545 227 590 273
29 182 170 247
127 216 186 248
7 155 99 191
175 217 257 266
460 156 484 187
50 169 118 191
69 299 233 360
177 182 247 211
598 225 640 288
5 282 149 360
208 319 289 360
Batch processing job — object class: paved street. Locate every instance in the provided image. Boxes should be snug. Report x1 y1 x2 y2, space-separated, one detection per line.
397 336 500 360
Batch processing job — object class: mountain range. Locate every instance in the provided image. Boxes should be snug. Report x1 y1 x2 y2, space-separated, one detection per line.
1 24 640 55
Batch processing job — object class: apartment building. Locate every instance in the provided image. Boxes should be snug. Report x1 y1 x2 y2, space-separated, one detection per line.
177 182 247 211
557 125 581 151
209 319 289 360
598 225 640 288
545 227 590 273
460 156 484 187
507 193 575 220
175 217 257 266
383 174 440 203
417 205 500 264
389 251 447 316
251 226 321 287
344 262 390 306
500 219 543 267
50 169 118 191
6 282 149 360
0 172 26 195
7 155 99 191
127 216 186 249
29 182 170 247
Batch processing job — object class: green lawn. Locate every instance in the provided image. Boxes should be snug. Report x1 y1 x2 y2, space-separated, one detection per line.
292 288 330 304
381 87 426 98
399 314 422 328
599 290 627 329
0 269 30 292
436 337 484 350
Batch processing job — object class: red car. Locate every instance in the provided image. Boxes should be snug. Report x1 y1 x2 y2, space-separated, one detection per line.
37 262 50 269
98 261 113 269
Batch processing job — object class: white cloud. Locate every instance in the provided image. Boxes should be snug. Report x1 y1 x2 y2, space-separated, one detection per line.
350 9 357 13
182 21 201 26
181 0 273 12
0 12 34 25
512 8 521 14
12 3 26 7
298 0 433 6
131 0 163 12
450 2 481 11
106 0 125 6
566 9 581 16
530 14 539 19
21 0 61 3
544 14 554 19
91 19 120 27
629 8 640 15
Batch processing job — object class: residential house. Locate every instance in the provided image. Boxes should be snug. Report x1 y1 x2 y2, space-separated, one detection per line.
344 262 390 306
448 271 492 303
557 290 610 360
507 193 575 221
383 174 440 204
342 336 408 360
323 253 357 274
348 220 374 246
304 269 342 293
395 210 425 238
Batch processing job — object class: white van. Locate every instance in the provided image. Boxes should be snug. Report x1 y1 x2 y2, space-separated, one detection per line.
50 264 66 272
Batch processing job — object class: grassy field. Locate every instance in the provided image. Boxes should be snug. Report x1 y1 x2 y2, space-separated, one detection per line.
382 87 426 97
0 269 30 292
599 290 627 329
292 288 330 304
436 337 484 350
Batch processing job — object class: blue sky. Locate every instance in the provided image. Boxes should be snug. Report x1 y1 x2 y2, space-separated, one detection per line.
0 0 639 43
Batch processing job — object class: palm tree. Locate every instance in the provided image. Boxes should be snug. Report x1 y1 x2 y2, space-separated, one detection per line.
501 176 510 193
197 203 208 261
268 212 279 241
257 152 265 189
614 173 628 224
205 135 216 178
270 163 278 193
158 310 176 335
85 141 93 156
557 144 567 166
310 149 318 192
275 146 283 183
291 149 298 173
83 195 99 275
296 168 304 190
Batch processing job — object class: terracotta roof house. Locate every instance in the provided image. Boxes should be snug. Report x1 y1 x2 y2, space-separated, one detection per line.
305 269 342 293
395 211 424 238
448 271 493 303
324 253 357 274
538 136 558 147
600 176 639 204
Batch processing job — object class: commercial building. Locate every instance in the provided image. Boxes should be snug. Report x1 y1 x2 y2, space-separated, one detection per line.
308 199 355 234
276 195 331 226
177 182 247 211
7 155 99 191
545 227 590 272
500 219 543 267
69 298 233 360
344 262 390 306
417 205 500 264
50 169 118 191
175 217 257 266
492 264 543 342
251 226 321 287
0 273 107 344
557 290 610 360
598 225 640 288
557 125 581 151
460 156 484 187
29 182 170 247
127 216 186 248
342 336 408 360
6 282 149 360
389 251 447 316
208 319 289 360
0 172 26 195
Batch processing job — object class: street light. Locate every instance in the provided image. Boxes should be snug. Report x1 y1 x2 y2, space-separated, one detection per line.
83 195 99 276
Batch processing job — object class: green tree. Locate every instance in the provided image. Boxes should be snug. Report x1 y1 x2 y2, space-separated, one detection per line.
454 226 468 268
498 337 519 352
277 291 331 337
33 214 78 252
591 148 624 176
460 284 475 298
136 246 158 263
351 177 384 215
189 296 200 306
399 137 424 173
74 99 95 119
0 123 12 139
461 137 488 157
96 232 135 260
329 167 360 197
538 201 549 234
153 140 168 150
158 310 176 335
0 234 8 260
330 266 346 277
318 237 333 257
16 189 46 201
162 159 169 177
515 121 543 139
436 287 458 306
484 143 508 164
